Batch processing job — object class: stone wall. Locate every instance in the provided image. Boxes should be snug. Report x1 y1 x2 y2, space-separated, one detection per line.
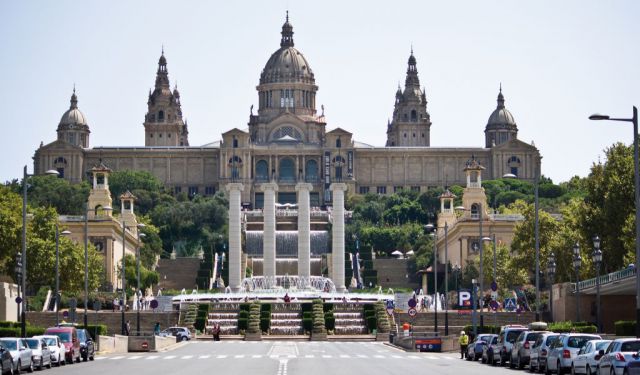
26 311 179 335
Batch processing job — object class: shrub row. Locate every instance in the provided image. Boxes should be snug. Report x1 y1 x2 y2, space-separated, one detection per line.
615 321 636 336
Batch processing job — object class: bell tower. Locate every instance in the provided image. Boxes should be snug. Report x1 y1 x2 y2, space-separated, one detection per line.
87 162 113 219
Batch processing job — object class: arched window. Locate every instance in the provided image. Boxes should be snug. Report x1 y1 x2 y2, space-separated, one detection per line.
507 156 521 177
305 159 318 182
403 113 408 121
256 160 269 182
158 110 164 122
471 203 480 219
279 158 295 182
336 138 341 148
233 138 238 148
411 110 417 122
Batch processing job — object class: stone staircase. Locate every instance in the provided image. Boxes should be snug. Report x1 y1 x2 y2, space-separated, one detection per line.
333 304 367 335
156 258 202 291
207 304 240 335
374 259 419 289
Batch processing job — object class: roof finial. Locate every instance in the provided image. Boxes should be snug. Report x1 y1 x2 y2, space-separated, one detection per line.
280 11 294 47
162 44 164 56
286 10 289 23
499 82 502 94
73 83 76 94
70 84 78 109
497 83 505 109
411 44 414 55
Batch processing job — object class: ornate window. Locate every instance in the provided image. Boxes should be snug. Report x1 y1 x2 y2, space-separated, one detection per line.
305 159 318 182
255 160 269 181
271 126 302 141
411 110 417 122
471 203 480 219
158 110 164 122
507 156 521 176
279 158 295 182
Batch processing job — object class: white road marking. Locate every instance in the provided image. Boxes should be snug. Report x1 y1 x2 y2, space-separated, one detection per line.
234 354 245 358
339 354 350 358
427 356 438 360
163 355 176 360
444 356 455 360
251 355 262 358
408 355 420 359
95 357 106 361
110 356 125 360
216 355 227 359
181 355 193 359
357 354 368 358
198 355 210 359
322 355 333 358
392 355 402 359
373 355 385 358
305 355 315 358
146 356 159 360
128 356 142 360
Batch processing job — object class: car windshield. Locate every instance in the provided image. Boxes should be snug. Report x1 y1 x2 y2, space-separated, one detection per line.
52 332 71 343
77 330 86 341
0 341 16 350
43 338 57 346
25 339 39 349
492 336 498 344
546 336 559 345
567 336 595 348
507 331 524 343
621 341 640 352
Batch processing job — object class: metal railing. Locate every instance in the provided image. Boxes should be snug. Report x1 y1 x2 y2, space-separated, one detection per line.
573 267 636 292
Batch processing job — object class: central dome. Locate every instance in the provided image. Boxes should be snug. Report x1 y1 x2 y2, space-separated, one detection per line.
59 91 88 126
259 15 315 85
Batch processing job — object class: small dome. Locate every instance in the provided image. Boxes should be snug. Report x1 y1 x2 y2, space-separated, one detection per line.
59 90 88 126
487 89 516 126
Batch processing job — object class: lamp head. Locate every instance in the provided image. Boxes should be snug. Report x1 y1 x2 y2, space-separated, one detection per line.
44 169 60 176
137 223 146 229
454 206 466 211
592 235 600 250
481 236 492 242
573 255 582 268
60 230 72 235
573 242 580 256
425 223 434 231
139 233 146 238
589 113 610 121
502 173 517 179
593 249 602 264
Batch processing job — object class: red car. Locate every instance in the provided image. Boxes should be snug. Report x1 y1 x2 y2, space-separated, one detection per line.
44 327 80 364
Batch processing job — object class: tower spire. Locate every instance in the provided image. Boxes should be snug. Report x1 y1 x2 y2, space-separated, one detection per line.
70 85 78 109
280 11 294 48
497 83 505 109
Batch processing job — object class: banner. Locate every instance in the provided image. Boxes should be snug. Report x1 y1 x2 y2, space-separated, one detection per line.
347 150 353 179
324 150 331 203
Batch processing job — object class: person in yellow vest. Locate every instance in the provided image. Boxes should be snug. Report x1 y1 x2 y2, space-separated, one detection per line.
459 330 469 359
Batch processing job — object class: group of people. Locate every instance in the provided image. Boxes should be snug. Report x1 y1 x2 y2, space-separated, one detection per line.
112 292 157 312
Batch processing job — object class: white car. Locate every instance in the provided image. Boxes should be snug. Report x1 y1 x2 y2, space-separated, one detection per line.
571 339 611 375
598 338 640 375
546 333 602 374
25 338 52 370
33 335 66 367
0 338 33 373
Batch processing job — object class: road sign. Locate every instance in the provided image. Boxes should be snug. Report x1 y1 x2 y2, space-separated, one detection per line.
141 342 149 350
408 308 417 317
504 298 517 311
63 311 69 319
458 290 472 308
385 300 394 310
408 298 417 308
387 308 394 316
490 300 499 311
150 300 159 309
491 281 498 291
491 291 498 301
14 297 21 304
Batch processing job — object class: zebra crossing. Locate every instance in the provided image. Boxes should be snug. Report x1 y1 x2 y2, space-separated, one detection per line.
95 353 458 361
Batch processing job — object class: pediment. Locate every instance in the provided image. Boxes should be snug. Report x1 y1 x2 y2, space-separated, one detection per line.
36 139 84 152
493 138 538 152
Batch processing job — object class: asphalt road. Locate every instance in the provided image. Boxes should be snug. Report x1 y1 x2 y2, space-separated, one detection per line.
40 341 524 375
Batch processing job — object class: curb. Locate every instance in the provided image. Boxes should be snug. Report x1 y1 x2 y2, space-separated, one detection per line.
152 341 188 353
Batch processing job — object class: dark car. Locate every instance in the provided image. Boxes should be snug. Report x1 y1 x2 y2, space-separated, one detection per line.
467 334 494 361
0 342 13 375
76 329 95 361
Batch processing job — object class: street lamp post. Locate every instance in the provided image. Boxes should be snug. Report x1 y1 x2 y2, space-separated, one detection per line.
534 166 541 322
572 243 582 322
83 203 88 331
20 165 59 337
444 222 449 336
136 228 146 336
55 224 71 326
589 106 639 337
121 220 127 335
592 236 603 333
547 253 556 322
471 278 478 336
426 224 439 335
453 264 461 299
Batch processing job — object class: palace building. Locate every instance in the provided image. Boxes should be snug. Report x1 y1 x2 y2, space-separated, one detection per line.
33 14 541 209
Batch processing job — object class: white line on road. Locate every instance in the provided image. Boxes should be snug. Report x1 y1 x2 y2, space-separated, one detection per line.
234 354 245 358
407 355 420 359
305 355 314 358
373 355 385 358
146 356 159 360
444 356 455 360
427 356 438 360
357 355 368 358
181 355 193 359
252 355 262 358
339 354 350 358
163 355 176 360
322 355 332 358
198 355 210 359
110 356 125 360
128 356 142 360
391 355 402 359
216 355 228 359
95 357 106 361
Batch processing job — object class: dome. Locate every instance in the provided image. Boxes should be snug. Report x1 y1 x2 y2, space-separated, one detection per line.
487 89 516 126
59 91 88 126
259 13 315 85
260 46 315 85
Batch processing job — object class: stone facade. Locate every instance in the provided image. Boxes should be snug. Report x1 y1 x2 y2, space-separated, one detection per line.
33 15 541 208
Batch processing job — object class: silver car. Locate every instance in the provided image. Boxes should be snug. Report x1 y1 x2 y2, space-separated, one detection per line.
494 325 528 366
482 334 499 364
571 340 611 375
530 333 560 373
0 338 33 373
33 335 66 366
511 330 548 369
598 338 640 375
25 338 52 370
546 334 601 375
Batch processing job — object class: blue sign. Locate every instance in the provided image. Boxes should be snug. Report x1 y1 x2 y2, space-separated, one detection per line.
386 300 394 310
504 298 517 311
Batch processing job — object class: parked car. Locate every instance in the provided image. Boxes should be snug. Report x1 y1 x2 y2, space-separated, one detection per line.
0 342 14 375
530 333 560 373
571 340 611 375
467 334 494 361
76 329 95 361
0 338 33 374
598 338 640 375
482 334 499 364
626 351 640 375
546 333 601 375
493 325 528 366
25 338 52 370
33 335 66 367
44 326 80 364
511 330 548 369
159 327 191 342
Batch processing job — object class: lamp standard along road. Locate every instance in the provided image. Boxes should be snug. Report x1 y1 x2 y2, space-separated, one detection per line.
136 227 146 336
590 106 639 337
547 253 556 322
573 243 582 322
20 165 59 337
55 225 71 327
592 236 603 333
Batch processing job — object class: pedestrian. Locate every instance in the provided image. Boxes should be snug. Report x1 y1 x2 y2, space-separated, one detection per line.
125 320 131 336
113 297 118 312
213 323 221 342
459 330 469 359
154 322 161 336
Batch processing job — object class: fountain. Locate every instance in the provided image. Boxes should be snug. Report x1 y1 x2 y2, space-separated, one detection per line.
240 275 337 293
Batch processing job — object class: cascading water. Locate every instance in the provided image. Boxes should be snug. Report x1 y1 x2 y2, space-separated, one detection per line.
240 275 336 293
245 230 329 256
333 311 367 335
270 312 303 335
207 311 239 334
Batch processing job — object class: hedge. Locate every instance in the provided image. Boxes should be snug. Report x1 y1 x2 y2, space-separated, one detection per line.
239 303 251 312
238 310 249 319
301 303 313 313
194 317 206 332
615 321 636 336
302 311 312 320
462 325 501 335
302 318 313 333
325 316 335 331
0 327 45 337
260 318 270 333
323 303 334 313
237 318 248 331
260 311 271 319
260 304 272 313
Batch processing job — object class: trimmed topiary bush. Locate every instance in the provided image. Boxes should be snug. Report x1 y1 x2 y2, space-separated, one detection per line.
260 317 270 333
237 318 248 331
302 318 313 333
246 302 262 334
374 301 390 333
615 321 636 336
312 299 326 334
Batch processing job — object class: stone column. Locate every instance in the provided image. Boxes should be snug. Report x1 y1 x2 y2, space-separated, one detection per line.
261 183 278 283
296 183 313 282
226 183 244 292
330 183 347 292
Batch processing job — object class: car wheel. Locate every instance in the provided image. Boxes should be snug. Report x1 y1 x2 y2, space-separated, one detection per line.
15 361 21 375
519 355 525 370
571 364 576 375
25 361 32 373
510 355 516 369
530 361 537 373
38 359 42 371
586 365 592 375
558 361 564 375
82 354 87 362
46 359 51 370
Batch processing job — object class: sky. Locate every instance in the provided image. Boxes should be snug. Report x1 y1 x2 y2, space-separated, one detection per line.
0 1 639 184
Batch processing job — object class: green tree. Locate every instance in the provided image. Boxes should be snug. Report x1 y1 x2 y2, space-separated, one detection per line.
117 254 159 293
9 175 90 215
108 170 171 215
